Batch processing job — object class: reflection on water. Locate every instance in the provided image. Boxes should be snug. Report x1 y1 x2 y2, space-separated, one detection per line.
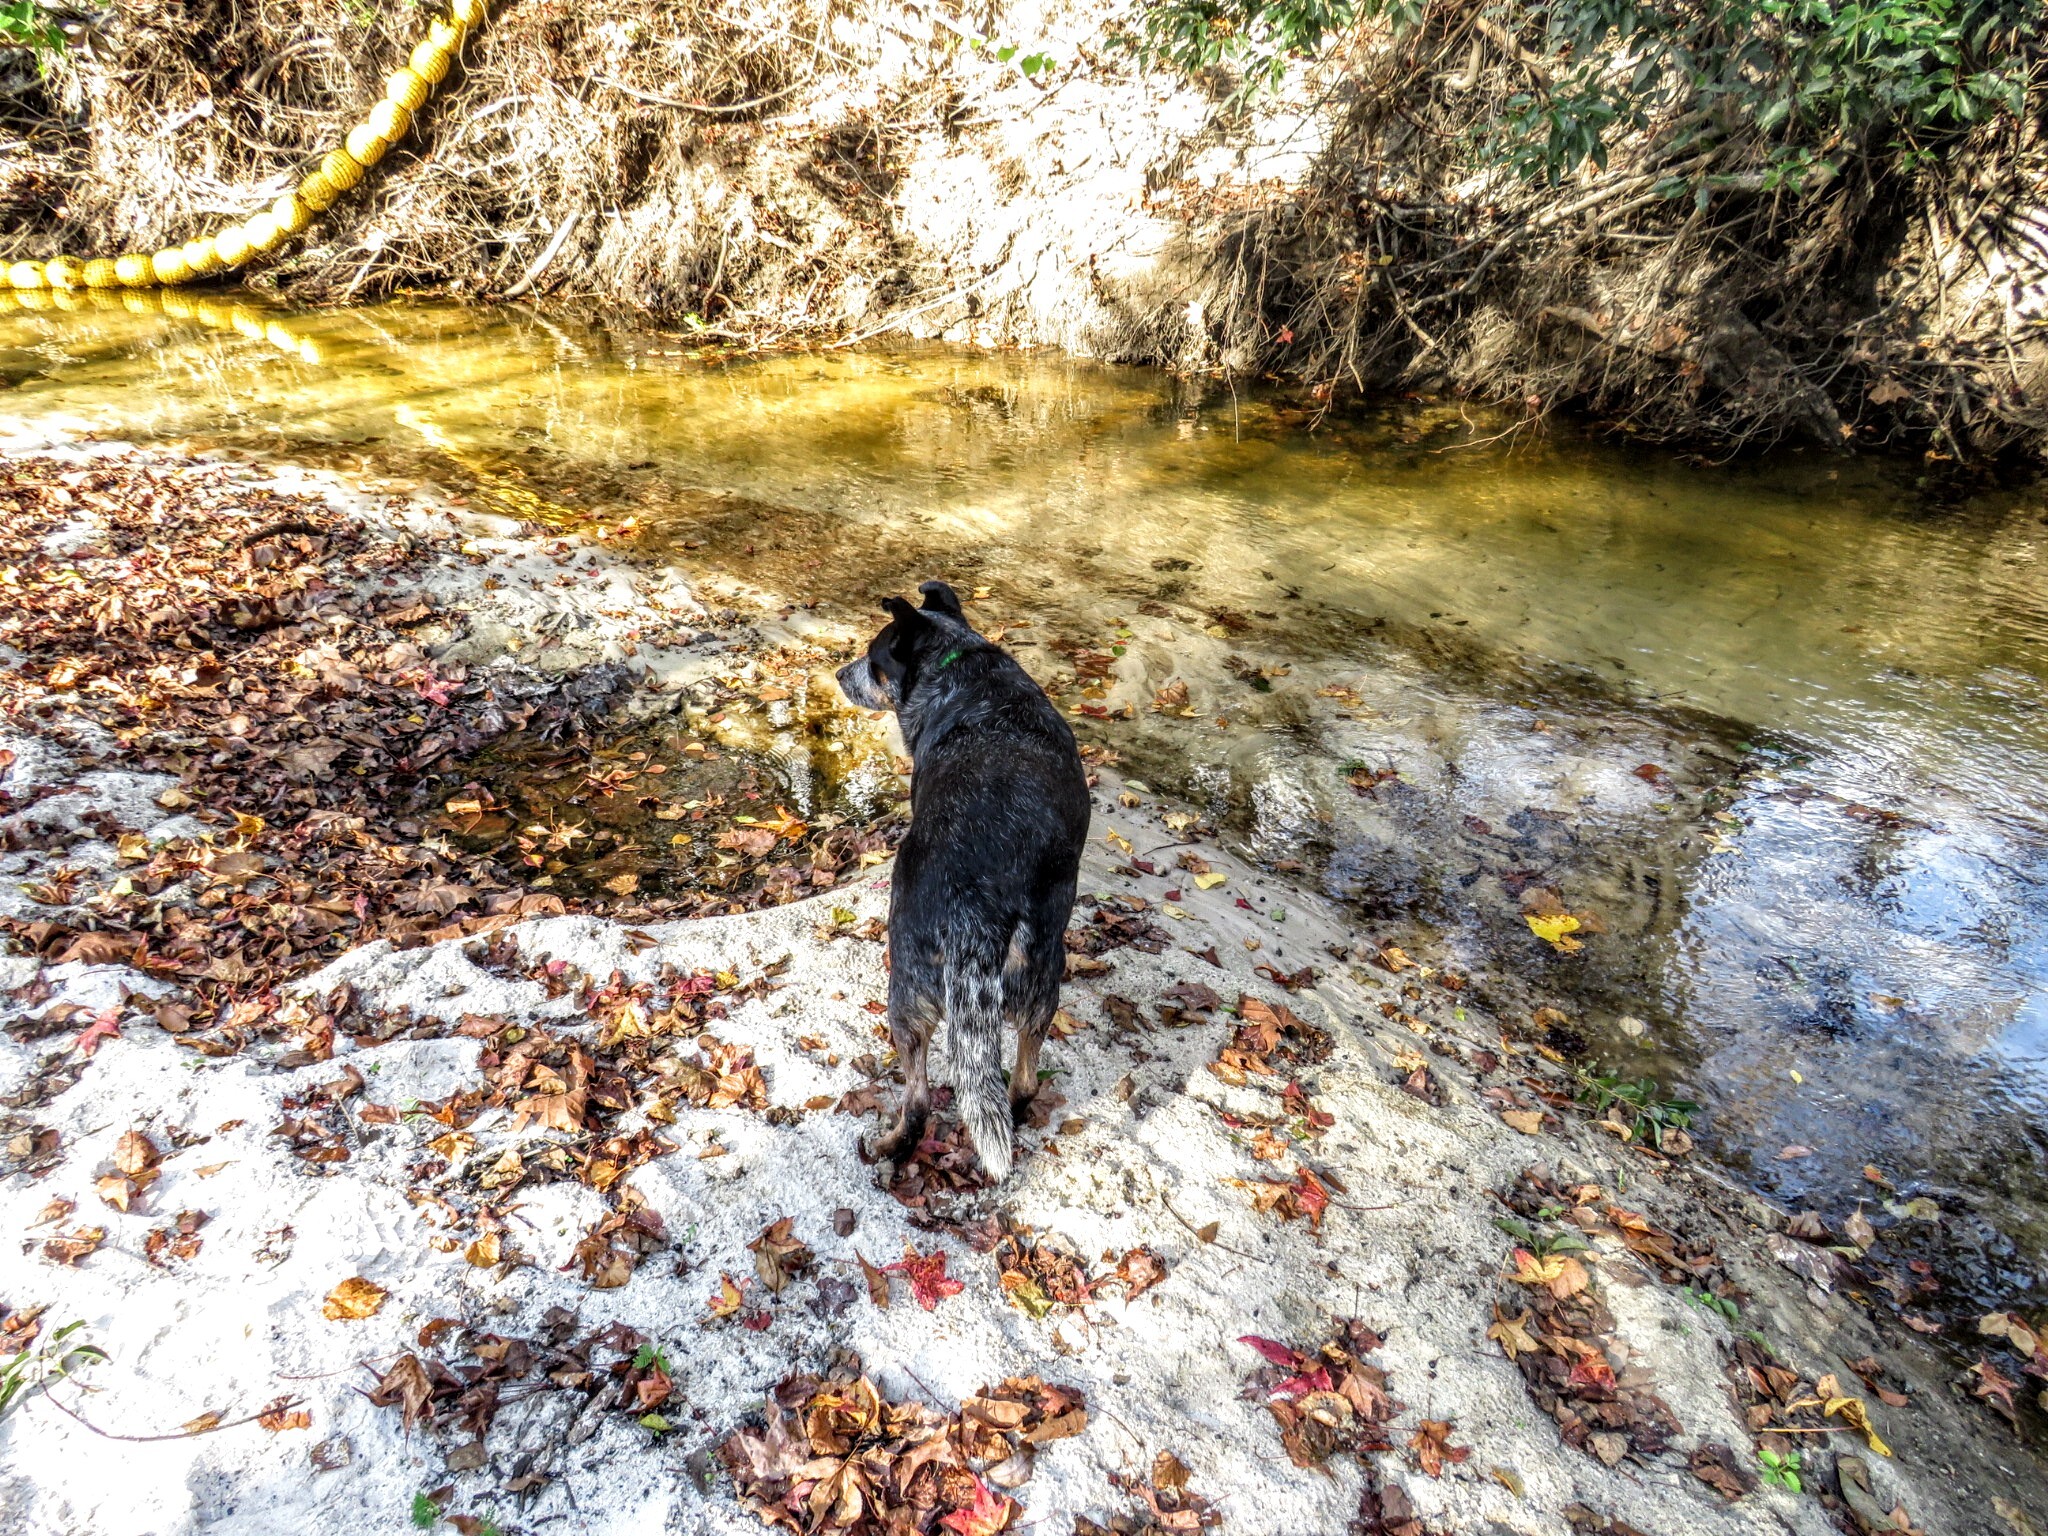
4 294 2046 1301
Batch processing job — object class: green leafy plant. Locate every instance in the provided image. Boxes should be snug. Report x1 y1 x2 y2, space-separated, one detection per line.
1492 1214 1591 1258
1133 0 2039 188
1682 1284 1741 1321
0 1320 106 1418
411 1492 440 1529
0 0 63 66
1575 1071 1697 1149
1757 1444 1804 1492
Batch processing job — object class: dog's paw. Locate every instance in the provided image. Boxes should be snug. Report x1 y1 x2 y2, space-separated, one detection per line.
863 1128 914 1166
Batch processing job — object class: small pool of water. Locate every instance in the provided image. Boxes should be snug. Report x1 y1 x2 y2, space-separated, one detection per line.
6 293 2046 1308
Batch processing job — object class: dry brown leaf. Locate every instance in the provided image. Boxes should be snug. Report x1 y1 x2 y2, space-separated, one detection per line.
321 1276 388 1321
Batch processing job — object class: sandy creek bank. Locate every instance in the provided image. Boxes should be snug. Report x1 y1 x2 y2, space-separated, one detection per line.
0 437 2042 1536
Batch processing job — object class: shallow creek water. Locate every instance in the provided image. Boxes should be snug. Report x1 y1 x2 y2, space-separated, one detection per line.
5 295 2046 1308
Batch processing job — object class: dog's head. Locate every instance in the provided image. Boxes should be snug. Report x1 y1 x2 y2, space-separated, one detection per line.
836 580 976 714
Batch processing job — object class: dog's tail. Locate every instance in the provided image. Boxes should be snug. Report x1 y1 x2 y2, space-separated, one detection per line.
944 929 1014 1183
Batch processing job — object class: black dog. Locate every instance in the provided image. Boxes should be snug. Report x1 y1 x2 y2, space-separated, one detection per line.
835 580 1090 1181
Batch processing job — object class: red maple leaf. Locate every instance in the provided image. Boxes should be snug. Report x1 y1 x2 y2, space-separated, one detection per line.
940 1478 1013 1536
1237 1335 1303 1369
75 1008 123 1057
1273 1365 1335 1400
884 1243 964 1310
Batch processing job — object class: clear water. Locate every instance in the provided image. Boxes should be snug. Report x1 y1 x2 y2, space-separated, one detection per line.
5 293 2046 1304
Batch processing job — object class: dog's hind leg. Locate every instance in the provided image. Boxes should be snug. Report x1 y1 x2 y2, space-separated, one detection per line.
1003 922 1062 1127
869 978 937 1167
1008 1002 1051 1127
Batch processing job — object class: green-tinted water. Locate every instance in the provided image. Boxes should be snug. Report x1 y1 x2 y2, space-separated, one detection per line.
5 294 2046 1305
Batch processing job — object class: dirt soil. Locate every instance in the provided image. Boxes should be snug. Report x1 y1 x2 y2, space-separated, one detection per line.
0 440 2045 1536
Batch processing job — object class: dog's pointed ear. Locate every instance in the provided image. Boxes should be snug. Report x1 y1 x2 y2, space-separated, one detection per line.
918 580 965 619
878 596 924 674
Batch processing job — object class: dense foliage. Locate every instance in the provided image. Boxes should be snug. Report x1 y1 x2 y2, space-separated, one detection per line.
1138 0 2042 188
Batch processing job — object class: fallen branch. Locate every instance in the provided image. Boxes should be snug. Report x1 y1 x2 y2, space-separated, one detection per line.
40 1389 306 1443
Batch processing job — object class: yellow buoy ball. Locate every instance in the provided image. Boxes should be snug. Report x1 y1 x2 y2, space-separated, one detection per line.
214 225 254 267
50 287 83 311
244 212 285 253
321 148 366 192
8 261 47 290
271 193 315 237
161 291 195 320
386 67 431 112
450 0 486 30
115 253 154 287
81 258 121 289
429 17 465 51
344 125 391 167
409 39 453 84
15 288 52 310
298 171 340 213
366 100 412 142
151 247 194 285
182 237 223 276
42 256 83 289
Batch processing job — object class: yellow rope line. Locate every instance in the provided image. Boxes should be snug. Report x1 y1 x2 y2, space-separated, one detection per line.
5 0 487 293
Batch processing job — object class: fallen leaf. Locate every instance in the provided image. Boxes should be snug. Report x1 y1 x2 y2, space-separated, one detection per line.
322 1277 388 1321
1487 1308 1540 1361
1407 1419 1471 1478
883 1243 964 1310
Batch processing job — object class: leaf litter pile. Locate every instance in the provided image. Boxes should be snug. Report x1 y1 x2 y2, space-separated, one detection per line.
364 1307 698 1480
373 933 812 1290
1234 1321 1440 1534
719 1360 1088 1534
0 454 898 1061
1488 1167 1918 1529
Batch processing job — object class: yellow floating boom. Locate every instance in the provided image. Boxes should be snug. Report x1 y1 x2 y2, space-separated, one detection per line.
5 0 487 292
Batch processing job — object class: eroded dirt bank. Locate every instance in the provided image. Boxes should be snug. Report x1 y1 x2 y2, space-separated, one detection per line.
0 440 2044 1536
5 2 2046 460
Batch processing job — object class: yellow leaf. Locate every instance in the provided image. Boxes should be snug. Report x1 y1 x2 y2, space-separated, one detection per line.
1500 1109 1545 1135
706 1272 745 1319
1526 913 1582 949
116 832 152 863
1105 830 1133 855
1825 1395 1891 1457
321 1277 388 1321
1486 1308 1540 1360
1193 872 1227 890
1508 1249 1564 1287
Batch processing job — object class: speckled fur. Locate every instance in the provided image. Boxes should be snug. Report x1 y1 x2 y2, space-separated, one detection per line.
837 581 1090 1181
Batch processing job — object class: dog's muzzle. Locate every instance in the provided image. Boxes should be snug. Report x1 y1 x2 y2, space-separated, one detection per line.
836 657 892 712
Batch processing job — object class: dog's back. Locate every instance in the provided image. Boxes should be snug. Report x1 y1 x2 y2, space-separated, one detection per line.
836 584 1089 1179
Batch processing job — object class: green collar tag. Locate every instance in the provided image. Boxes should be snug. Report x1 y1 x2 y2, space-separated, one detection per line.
934 647 964 670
